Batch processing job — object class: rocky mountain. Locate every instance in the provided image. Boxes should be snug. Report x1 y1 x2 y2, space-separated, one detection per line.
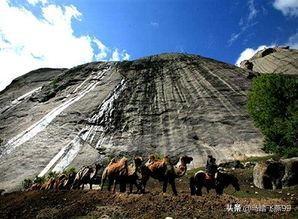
0 53 269 191
240 46 298 74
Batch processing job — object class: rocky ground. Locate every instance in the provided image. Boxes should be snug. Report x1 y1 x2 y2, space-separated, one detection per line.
1 165 297 219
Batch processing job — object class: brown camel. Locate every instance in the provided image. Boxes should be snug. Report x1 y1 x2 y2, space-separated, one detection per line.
126 157 144 193
62 172 76 190
72 163 102 190
100 157 129 192
141 155 193 195
40 178 55 190
28 183 42 191
53 174 68 191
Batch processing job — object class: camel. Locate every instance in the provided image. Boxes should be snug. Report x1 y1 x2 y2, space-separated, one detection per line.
62 172 76 190
40 177 56 190
53 174 68 191
72 163 102 190
189 170 240 196
126 157 144 193
141 155 193 195
28 183 42 191
100 157 129 192
100 156 144 193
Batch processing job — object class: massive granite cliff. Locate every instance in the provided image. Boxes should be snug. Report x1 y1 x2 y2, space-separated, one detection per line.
0 53 267 191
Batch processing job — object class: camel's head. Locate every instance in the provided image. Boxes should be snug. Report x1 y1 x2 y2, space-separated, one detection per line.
148 154 155 161
180 156 193 165
134 156 143 167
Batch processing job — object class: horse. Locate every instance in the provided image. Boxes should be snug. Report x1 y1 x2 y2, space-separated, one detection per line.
189 170 240 196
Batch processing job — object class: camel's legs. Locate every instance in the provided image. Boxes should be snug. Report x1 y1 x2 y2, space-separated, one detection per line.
197 186 202 196
129 183 133 193
100 169 107 191
163 178 168 193
119 181 126 193
113 180 117 193
142 176 149 193
90 183 92 190
108 178 114 192
169 179 178 196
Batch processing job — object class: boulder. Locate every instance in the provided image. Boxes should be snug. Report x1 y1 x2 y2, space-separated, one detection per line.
253 157 298 189
281 157 298 187
240 60 253 70
253 160 285 189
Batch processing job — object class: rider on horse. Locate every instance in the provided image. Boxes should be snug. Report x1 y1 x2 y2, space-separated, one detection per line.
205 155 218 179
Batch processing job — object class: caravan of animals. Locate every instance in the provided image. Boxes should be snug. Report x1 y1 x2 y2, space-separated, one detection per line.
25 154 239 196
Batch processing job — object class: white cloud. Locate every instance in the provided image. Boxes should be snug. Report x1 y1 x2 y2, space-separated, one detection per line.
273 0 298 16
287 32 298 48
110 49 130 61
228 22 258 46
0 0 130 91
235 45 268 66
248 0 258 21
228 0 258 46
150 22 159 28
27 0 48 5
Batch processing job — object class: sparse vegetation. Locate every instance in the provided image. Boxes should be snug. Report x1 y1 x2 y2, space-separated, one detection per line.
33 175 46 184
22 178 33 189
47 171 59 179
247 74 298 157
63 167 77 175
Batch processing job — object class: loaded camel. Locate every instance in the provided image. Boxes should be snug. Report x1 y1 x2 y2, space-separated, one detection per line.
141 155 193 195
100 157 128 192
27 171 76 191
72 163 102 190
100 157 144 193
53 172 76 191
126 157 144 193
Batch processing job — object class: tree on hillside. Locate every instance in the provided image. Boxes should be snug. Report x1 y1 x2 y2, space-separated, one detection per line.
247 74 298 157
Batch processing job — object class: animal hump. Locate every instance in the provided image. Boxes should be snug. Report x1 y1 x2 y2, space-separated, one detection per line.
90 168 97 179
194 170 205 177
78 167 90 179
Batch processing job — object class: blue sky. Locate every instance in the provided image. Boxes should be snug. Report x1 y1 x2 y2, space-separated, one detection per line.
0 0 297 90
73 0 297 62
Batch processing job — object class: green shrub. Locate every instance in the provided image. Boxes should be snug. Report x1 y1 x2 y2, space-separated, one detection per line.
47 171 59 179
33 176 46 184
247 74 298 157
22 178 33 189
63 167 76 175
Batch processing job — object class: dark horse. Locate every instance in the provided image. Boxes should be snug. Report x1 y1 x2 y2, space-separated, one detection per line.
189 171 240 195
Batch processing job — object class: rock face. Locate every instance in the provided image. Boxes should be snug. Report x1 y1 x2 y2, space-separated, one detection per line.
281 157 298 187
240 47 298 75
0 53 267 191
253 157 298 189
253 160 285 190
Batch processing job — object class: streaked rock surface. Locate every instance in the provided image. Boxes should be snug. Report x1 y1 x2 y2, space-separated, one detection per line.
240 47 298 75
0 53 266 191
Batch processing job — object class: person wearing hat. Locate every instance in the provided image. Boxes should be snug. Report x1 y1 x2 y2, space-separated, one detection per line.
205 155 218 178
